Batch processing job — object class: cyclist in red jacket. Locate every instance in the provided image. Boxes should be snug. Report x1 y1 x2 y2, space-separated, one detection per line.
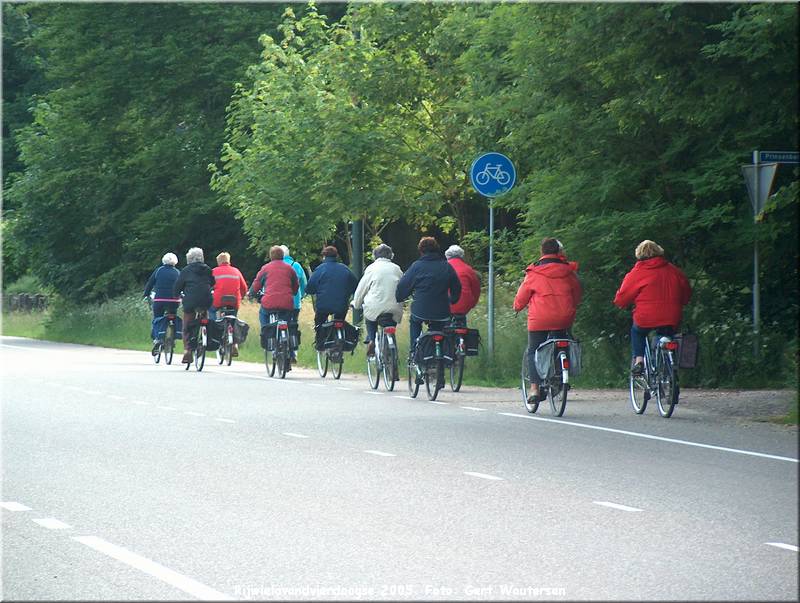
210 252 248 319
445 245 481 326
513 238 582 402
613 240 692 375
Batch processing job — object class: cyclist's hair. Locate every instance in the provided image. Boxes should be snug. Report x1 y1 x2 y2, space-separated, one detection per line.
269 246 284 261
279 245 290 257
186 247 204 264
635 240 664 260
162 253 178 266
540 238 560 255
372 243 394 260
445 245 465 260
216 252 230 265
322 245 339 258
418 237 440 254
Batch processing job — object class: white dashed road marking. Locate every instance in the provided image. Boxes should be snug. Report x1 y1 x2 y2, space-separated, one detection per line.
157 406 177 411
1 502 32 511
765 542 799 552
214 418 236 423
393 396 412 400
32 518 72 529
464 472 504 481
282 432 310 439
460 406 487 411
497 412 798 463
73 536 234 600
364 450 397 457
593 501 643 512
427 401 448 405
364 391 384 396
184 411 206 417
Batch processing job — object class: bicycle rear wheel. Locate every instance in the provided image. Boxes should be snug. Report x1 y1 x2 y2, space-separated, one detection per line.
217 343 226 365
194 345 206 372
382 345 397 391
164 326 174 365
266 348 276 377
450 354 465 392
226 325 234 366
656 351 678 418
425 361 442 401
277 347 288 379
316 350 328 378
331 351 343 380
521 347 539 414
407 358 420 398
548 379 568 417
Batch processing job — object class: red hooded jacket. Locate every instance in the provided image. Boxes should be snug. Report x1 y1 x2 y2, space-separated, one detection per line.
212 263 248 309
513 256 582 331
249 261 299 311
448 257 481 315
613 257 691 328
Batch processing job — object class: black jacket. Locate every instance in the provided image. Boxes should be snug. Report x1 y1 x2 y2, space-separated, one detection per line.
173 262 215 312
395 252 462 321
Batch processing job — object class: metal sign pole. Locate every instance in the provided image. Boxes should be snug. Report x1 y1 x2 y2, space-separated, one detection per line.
752 150 760 356
488 200 495 355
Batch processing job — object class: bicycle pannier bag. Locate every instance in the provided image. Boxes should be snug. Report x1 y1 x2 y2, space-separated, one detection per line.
464 328 481 356
233 318 249 344
261 324 276 351
569 340 582 377
414 331 454 366
534 340 556 381
342 321 359 352
675 333 699 369
289 321 301 350
316 321 334 351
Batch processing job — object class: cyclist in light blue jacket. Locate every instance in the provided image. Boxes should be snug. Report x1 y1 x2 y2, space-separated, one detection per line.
281 245 307 362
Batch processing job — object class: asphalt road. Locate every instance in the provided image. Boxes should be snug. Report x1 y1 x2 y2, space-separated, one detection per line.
2 336 797 601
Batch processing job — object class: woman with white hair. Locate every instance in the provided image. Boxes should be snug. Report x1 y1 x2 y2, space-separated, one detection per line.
613 240 692 375
143 252 181 352
173 247 215 364
352 243 404 356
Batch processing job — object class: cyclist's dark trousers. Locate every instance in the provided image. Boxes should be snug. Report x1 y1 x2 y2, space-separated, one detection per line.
528 330 567 387
151 301 179 339
182 308 205 351
314 310 346 347
365 317 396 343
631 324 675 358
410 316 447 351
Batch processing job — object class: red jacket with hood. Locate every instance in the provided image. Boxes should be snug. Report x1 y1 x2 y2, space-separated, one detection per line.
212 263 248 309
448 257 481 315
249 261 299 311
613 257 691 328
513 255 582 331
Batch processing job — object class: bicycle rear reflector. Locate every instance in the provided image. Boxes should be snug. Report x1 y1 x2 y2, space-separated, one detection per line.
664 341 679 351
334 322 344 328
455 328 468 335
556 341 570 348
562 360 570 369
384 327 396 334
433 335 444 342
278 323 289 330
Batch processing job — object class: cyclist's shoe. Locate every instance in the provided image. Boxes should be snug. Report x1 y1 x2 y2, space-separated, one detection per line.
151 341 160 356
232 344 239 357
527 384 540 404
631 360 644 376
366 341 376 357
181 351 193 364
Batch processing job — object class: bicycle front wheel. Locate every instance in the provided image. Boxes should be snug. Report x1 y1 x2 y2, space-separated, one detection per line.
382 346 397 391
656 352 678 418
316 350 328 378
629 372 649 414
367 349 380 389
450 354 465 392
521 347 539 414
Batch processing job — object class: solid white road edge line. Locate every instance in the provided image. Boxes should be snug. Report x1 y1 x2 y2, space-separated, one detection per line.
1 502 32 511
364 450 397 457
32 518 72 529
282 432 310 439
593 501 643 512
765 542 799 552
497 412 799 463
73 536 234 600
464 471 504 481
393 396 412 400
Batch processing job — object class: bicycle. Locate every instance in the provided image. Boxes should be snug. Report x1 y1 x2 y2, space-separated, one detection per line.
521 335 575 417
443 314 470 392
263 311 295 379
153 309 179 365
366 313 399 391
629 331 680 418
215 295 238 367
316 319 357 380
408 326 452 401
475 163 511 186
185 309 209 372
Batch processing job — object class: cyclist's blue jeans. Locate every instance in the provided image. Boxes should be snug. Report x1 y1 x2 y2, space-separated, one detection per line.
260 307 293 328
209 306 238 321
151 301 179 339
410 316 447 351
631 324 675 358
365 317 397 342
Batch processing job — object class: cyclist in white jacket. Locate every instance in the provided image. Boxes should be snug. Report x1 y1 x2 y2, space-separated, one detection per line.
352 244 404 356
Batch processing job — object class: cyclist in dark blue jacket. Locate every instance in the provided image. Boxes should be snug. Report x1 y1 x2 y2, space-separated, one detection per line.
143 252 181 348
306 246 359 329
396 236 462 351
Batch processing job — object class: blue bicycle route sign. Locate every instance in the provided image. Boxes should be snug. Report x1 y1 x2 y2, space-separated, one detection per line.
470 152 516 197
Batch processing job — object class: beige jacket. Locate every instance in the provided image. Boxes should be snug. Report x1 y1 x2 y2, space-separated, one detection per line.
352 258 404 323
